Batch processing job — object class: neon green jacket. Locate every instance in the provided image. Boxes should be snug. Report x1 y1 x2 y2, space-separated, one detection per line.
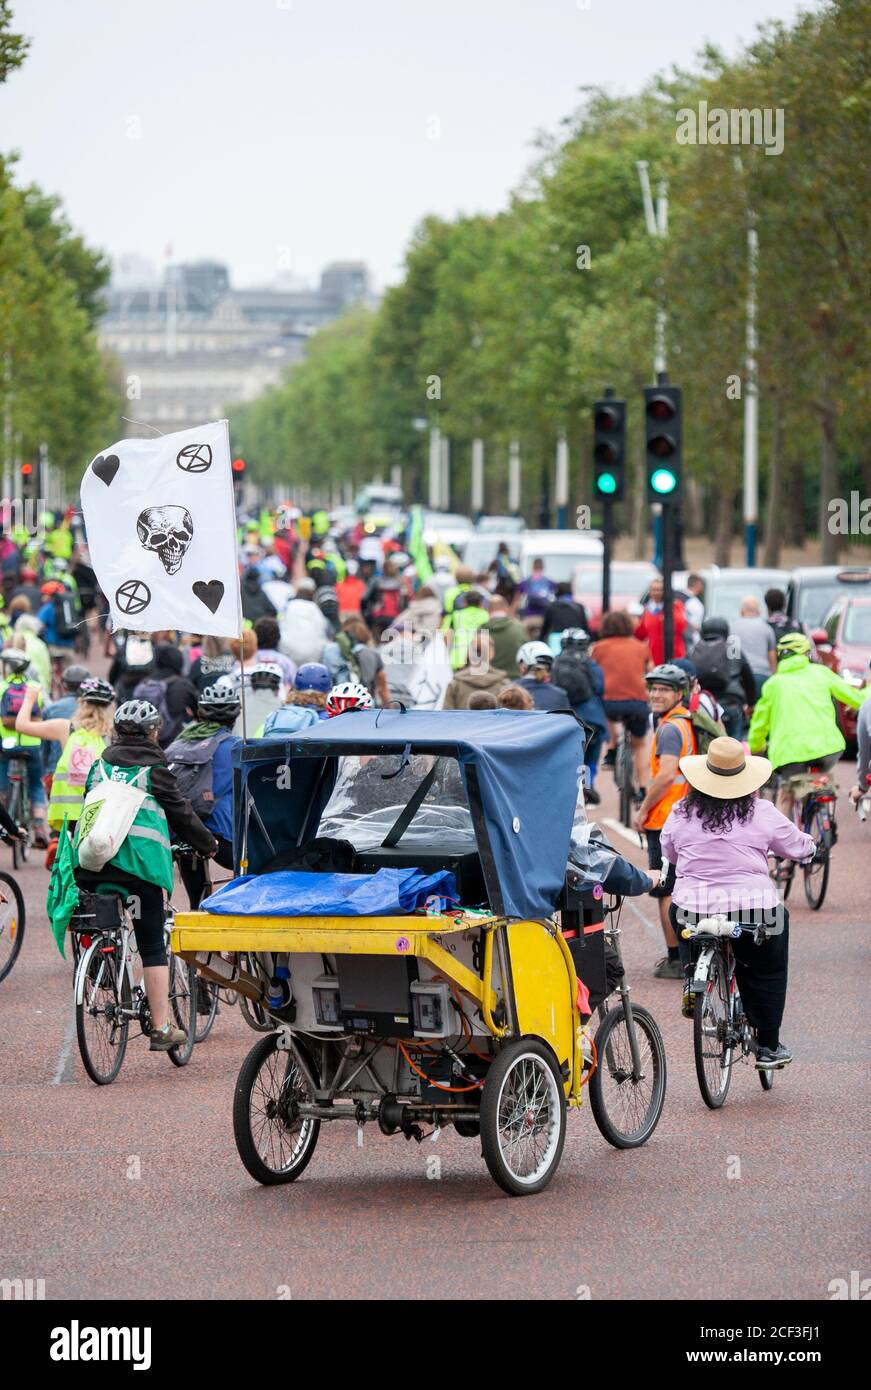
747 654 868 768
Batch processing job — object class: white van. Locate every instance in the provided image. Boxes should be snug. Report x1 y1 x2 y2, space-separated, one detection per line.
519 529 603 585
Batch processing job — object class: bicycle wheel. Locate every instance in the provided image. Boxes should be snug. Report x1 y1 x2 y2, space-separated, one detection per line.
480 1038 567 1196
589 1002 667 1148
194 977 220 1043
233 1033 320 1185
803 802 831 911
75 939 130 1085
7 782 24 870
759 1065 775 1091
0 870 25 982
167 954 197 1066
693 955 734 1109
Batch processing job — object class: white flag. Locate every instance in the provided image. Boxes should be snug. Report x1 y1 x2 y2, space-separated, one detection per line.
81 419 241 637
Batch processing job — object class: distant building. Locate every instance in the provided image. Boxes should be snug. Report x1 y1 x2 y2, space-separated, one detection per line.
99 259 372 434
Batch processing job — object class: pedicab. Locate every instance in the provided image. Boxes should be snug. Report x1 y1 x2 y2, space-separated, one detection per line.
171 708 665 1196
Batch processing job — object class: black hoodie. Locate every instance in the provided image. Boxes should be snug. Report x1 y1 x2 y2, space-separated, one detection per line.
74 736 218 889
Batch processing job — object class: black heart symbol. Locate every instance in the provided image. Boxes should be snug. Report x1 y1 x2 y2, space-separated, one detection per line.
91 453 120 486
192 580 224 614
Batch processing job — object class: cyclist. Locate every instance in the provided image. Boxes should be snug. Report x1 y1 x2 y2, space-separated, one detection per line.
73 700 218 1051
166 686 240 909
634 663 696 979
233 662 283 737
747 632 867 819
0 649 49 846
849 660 871 808
513 641 573 712
15 676 115 865
36 579 77 675
660 736 815 1068
552 629 608 803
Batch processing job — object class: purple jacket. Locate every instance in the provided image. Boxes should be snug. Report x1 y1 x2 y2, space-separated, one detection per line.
660 795 814 913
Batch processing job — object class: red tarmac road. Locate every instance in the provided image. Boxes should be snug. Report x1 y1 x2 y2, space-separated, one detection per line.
2 762 868 1301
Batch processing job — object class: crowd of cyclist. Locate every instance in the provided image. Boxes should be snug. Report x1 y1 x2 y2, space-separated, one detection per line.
3 502 869 1067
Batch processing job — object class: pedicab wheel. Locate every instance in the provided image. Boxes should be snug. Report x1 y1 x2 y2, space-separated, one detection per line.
454 1120 481 1138
240 994 274 1033
479 1038 567 1197
233 1033 320 1185
589 1002 667 1149
167 956 197 1067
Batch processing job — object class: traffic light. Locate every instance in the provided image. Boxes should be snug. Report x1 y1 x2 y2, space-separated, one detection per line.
232 458 246 476
20 461 35 499
644 384 682 501
593 396 626 501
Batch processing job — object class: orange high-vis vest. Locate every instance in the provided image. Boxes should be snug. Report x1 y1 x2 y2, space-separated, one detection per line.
645 704 696 830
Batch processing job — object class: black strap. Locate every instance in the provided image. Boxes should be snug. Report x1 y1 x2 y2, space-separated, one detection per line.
381 760 440 848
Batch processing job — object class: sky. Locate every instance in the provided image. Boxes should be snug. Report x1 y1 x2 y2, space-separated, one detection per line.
2 0 811 291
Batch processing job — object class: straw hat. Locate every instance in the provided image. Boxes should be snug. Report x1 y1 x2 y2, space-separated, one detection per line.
679 736 772 799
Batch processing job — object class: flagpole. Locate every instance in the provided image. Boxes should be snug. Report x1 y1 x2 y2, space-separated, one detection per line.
222 419 248 745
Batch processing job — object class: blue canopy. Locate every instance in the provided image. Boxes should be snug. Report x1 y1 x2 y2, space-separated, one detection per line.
232 708 585 919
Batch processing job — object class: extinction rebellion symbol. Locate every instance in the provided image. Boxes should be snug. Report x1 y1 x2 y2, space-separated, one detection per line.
115 579 151 616
176 443 212 473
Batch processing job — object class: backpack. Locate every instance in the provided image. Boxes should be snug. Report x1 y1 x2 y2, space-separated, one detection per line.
551 649 595 706
165 730 234 819
53 590 80 639
131 676 183 745
261 705 320 737
0 679 35 731
372 581 403 623
333 631 363 683
690 637 740 698
688 702 726 755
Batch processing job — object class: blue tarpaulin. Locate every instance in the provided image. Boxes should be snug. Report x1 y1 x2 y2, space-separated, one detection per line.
233 709 585 919
203 867 458 917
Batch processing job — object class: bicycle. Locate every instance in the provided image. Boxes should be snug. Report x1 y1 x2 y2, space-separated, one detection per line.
682 913 785 1109
769 765 837 911
2 747 33 870
586 894 667 1148
852 773 871 823
72 889 197 1085
0 832 26 983
173 842 242 1042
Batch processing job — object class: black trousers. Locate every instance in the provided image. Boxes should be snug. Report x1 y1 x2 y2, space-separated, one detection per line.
125 878 167 968
177 836 232 910
669 903 790 1045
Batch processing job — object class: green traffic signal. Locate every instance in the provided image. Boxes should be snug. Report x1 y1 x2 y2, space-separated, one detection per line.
651 467 677 494
597 472 618 495
592 394 626 501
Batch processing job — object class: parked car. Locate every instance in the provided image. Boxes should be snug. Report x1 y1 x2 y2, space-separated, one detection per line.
787 565 871 631
519 529 603 586
812 595 871 749
699 566 791 624
422 510 475 556
572 560 660 634
476 514 526 534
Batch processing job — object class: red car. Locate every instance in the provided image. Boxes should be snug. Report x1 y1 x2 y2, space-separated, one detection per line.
572 561 659 635
813 595 871 748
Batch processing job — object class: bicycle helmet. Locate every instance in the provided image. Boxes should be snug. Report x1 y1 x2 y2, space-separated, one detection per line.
700 616 729 640
78 676 115 705
114 699 161 734
40 580 65 597
248 662 282 692
645 663 691 693
560 628 591 650
295 662 332 693
776 631 811 659
197 684 242 720
325 682 373 716
314 585 339 615
516 640 554 671
62 664 90 693
0 647 30 673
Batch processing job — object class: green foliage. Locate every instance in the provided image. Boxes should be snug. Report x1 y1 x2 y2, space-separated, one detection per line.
230 0 868 547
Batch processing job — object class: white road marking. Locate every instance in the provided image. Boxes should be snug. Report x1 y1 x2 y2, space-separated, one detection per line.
601 817 646 851
51 1005 76 1085
625 897 663 947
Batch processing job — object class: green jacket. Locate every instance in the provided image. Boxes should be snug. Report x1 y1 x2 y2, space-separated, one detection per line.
747 654 868 768
442 605 489 670
75 761 174 893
